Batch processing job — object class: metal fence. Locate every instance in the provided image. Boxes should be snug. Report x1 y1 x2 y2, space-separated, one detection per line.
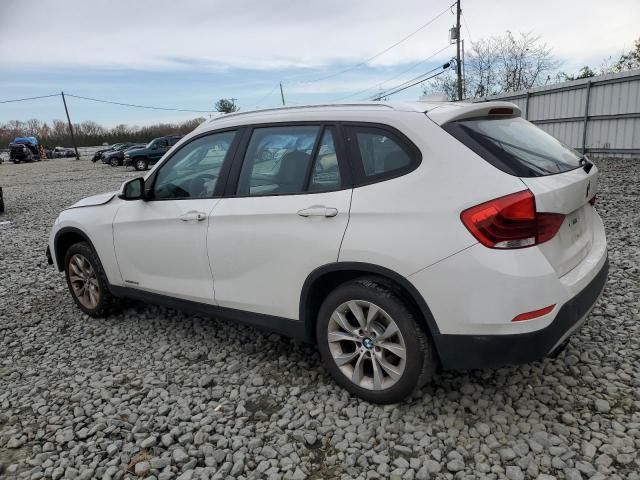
473 69 640 158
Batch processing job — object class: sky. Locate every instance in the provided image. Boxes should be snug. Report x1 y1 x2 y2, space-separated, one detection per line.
0 0 638 126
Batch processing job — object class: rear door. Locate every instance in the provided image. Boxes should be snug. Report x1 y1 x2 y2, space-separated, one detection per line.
442 114 598 276
208 124 352 319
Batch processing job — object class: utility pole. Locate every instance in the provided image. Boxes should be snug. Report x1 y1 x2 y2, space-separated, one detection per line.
60 91 80 160
279 82 286 106
455 0 463 101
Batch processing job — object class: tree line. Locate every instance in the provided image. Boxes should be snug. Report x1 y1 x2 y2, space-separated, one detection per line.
0 117 206 148
424 33 640 100
0 97 241 148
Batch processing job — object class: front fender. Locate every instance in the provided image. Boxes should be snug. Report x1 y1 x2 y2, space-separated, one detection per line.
49 202 123 286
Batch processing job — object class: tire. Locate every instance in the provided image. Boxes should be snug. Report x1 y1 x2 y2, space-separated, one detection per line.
316 278 437 404
64 241 118 317
134 158 148 171
110 157 119 167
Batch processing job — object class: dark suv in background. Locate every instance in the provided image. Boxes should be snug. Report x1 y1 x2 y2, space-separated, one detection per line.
124 135 182 170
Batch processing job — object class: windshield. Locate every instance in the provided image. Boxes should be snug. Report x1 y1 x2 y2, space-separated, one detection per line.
443 116 582 177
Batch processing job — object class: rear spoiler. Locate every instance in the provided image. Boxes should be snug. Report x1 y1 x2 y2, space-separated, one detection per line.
427 101 522 125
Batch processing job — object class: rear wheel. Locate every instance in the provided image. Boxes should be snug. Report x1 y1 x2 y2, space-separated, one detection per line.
110 157 119 167
134 158 148 171
316 278 436 404
64 242 118 317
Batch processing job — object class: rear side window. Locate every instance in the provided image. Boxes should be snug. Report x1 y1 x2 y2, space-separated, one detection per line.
349 126 416 182
443 116 582 177
237 126 320 196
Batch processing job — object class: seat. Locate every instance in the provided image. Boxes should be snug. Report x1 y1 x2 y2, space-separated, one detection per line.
275 151 311 193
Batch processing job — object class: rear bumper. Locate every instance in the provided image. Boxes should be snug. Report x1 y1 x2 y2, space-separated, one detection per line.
435 256 608 370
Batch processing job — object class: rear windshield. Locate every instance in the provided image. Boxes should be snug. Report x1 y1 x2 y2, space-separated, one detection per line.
443 116 582 177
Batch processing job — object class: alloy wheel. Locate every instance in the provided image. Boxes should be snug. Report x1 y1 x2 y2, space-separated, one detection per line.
327 300 406 390
135 160 146 170
68 253 100 309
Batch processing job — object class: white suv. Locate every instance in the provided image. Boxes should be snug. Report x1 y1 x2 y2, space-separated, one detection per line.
47 101 608 403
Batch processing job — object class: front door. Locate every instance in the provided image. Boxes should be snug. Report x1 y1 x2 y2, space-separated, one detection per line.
209 125 352 319
113 130 238 303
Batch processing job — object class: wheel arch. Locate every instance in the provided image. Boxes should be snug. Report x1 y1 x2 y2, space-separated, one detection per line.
53 226 98 272
300 262 442 348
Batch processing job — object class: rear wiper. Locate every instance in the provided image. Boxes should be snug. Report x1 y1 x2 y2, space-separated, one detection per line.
579 156 593 173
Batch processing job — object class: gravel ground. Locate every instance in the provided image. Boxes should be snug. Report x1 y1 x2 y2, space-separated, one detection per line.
0 157 638 480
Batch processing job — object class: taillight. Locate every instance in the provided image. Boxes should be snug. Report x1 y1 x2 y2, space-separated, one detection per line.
461 190 565 249
589 195 597 206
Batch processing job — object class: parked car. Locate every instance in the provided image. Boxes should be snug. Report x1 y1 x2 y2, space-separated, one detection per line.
104 143 145 167
92 143 124 162
53 146 76 158
9 137 40 163
99 143 133 165
47 101 608 403
123 135 183 171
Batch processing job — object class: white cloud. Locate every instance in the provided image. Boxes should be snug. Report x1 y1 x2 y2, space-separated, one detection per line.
1 0 637 75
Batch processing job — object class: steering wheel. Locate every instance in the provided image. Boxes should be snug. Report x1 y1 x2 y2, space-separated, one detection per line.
188 173 217 197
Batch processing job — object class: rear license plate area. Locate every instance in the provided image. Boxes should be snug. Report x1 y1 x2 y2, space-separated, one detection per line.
566 209 585 241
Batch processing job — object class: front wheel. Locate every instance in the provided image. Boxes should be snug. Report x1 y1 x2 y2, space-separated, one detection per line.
316 278 437 404
64 242 118 317
110 157 119 167
134 158 148 171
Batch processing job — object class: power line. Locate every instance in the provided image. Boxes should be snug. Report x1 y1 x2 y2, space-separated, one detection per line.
64 93 213 113
371 62 449 99
253 84 281 107
0 93 60 104
461 12 473 43
371 62 452 100
296 2 455 85
332 44 453 102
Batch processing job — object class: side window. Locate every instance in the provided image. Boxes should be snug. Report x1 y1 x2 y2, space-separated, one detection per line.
309 129 341 192
237 126 320 196
153 131 236 200
353 127 413 179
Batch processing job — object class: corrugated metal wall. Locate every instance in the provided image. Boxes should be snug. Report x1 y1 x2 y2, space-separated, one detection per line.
474 69 640 158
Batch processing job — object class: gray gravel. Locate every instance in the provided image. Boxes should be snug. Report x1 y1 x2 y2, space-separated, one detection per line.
1 157 639 480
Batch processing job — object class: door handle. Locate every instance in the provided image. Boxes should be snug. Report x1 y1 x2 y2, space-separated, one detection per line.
180 210 206 222
297 206 338 218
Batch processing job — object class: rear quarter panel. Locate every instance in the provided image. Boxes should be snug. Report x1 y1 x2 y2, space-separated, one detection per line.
339 112 527 276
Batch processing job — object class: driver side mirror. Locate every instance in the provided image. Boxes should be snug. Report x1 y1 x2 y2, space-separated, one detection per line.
119 177 144 200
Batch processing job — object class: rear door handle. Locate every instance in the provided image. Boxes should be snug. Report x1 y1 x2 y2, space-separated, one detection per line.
180 210 206 222
297 206 338 217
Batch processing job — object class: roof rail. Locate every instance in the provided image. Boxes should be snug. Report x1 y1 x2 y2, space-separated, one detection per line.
208 102 395 123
